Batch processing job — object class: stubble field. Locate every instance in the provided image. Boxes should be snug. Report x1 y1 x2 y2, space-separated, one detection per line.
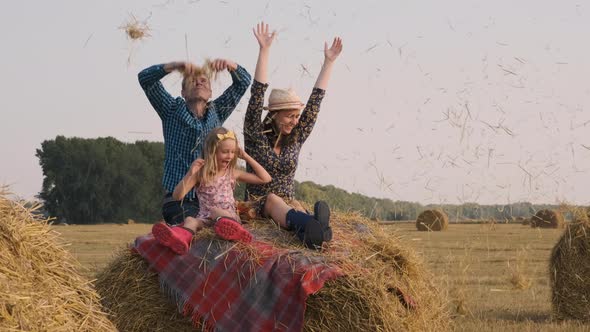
52 222 589 331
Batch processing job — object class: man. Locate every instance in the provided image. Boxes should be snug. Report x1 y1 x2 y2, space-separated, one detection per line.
138 59 251 225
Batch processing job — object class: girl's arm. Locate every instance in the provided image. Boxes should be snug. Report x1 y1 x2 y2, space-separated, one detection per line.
172 159 204 200
314 37 343 90
235 150 272 185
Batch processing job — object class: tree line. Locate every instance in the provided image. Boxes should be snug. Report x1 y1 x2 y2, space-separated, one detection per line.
293 181 588 222
37 136 164 224
36 136 587 224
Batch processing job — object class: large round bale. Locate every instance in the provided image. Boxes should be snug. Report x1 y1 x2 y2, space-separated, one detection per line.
94 250 196 331
530 209 565 229
416 209 449 231
96 211 450 331
549 218 590 321
516 216 530 226
0 189 116 331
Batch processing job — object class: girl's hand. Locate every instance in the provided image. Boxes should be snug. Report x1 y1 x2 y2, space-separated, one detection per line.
190 158 205 174
324 37 343 63
253 22 276 50
237 148 247 160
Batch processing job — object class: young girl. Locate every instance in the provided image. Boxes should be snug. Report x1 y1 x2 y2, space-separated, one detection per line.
151 127 272 255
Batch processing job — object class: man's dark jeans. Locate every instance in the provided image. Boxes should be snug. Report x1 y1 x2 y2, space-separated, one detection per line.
161 193 200 225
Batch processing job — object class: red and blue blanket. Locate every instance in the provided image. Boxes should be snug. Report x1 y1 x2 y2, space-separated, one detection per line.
134 234 342 331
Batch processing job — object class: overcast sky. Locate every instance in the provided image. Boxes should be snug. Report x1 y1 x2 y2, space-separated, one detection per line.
1 0 589 205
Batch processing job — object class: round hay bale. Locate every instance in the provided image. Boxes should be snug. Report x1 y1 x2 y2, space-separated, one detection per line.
530 209 565 229
94 250 196 331
549 218 590 321
0 188 116 331
515 216 530 225
96 211 450 331
416 209 449 231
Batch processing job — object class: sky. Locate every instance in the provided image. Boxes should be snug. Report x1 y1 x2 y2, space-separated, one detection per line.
1 0 589 205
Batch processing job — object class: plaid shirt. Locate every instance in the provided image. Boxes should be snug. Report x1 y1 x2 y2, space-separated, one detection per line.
139 64 251 199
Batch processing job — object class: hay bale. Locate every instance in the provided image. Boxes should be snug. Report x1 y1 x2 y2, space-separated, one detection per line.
0 188 115 331
416 209 449 231
96 211 450 331
236 200 257 221
550 218 590 321
94 250 196 331
515 216 530 225
531 209 565 229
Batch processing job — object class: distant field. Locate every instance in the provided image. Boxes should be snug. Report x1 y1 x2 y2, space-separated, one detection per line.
52 222 589 332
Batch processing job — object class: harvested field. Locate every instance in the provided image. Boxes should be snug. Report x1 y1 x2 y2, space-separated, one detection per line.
53 222 590 331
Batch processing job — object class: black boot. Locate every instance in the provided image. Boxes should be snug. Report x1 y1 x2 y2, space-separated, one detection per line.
313 201 332 242
287 209 327 250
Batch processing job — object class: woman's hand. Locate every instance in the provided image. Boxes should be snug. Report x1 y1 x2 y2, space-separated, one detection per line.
324 37 343 63
253 22 276 50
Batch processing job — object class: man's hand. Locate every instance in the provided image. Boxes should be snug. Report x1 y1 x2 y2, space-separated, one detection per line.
209 59 237 72
164 61 199 75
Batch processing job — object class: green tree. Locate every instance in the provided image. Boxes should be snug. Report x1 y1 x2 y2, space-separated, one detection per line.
37 136 164 224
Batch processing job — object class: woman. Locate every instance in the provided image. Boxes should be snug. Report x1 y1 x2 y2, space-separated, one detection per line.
243 22 343 249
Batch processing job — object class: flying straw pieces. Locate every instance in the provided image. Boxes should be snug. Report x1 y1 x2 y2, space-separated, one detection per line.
121 14 151 41
96 211 450 331
549 214 590 321
530 209 565 229
416 209 449 231
180 59 219 87
0 187 115 331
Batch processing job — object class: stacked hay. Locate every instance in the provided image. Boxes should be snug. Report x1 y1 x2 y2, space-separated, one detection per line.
530 209 565 229
416 209 449 231
94 250 196 331
549 216 590 321
516 216 530 225
0 188 115 331
96 211 450 331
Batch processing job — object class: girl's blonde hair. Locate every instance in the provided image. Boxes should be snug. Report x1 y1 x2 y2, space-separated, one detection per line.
198 127 239 185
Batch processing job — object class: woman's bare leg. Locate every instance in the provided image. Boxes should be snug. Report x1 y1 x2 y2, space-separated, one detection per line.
289 199 307 213
263 193 292 228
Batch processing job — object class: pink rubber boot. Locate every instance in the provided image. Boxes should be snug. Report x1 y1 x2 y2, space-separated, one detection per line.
214 217 253 243
152 222 193 255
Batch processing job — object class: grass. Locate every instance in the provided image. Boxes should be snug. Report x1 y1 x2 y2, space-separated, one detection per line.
52 222 590 331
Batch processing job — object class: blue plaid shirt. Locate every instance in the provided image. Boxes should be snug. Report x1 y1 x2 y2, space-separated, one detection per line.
138 64 251 199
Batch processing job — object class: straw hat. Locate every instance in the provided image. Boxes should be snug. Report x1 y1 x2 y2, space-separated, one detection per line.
264 88 305 111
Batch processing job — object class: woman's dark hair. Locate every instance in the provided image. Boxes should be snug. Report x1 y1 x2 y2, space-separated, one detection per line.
263 112 299 148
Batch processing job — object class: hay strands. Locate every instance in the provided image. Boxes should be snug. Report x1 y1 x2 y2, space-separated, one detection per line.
120 13 152 41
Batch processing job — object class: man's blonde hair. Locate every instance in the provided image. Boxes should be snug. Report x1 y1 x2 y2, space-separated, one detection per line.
181 59 216 91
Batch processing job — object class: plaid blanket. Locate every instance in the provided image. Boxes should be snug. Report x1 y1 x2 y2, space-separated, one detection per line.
134 234 342 331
